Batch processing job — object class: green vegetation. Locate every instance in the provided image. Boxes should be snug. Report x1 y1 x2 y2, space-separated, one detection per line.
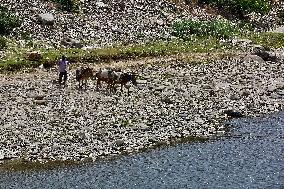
0 36 7 50
0 6 21 35
1 28 284 73
172 19 241 39
199 0 270 16
247 32 284 49
0 37 233 72
278 10 284 22
51 0 79 12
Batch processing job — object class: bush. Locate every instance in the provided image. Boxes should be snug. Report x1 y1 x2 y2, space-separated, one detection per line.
51 0 79 12
172 19 239 39
278 10 284 22
199 0 270 16
0 37 7 50
0 6 21 35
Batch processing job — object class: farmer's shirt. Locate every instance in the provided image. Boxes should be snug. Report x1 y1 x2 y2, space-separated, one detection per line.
58 59 69 73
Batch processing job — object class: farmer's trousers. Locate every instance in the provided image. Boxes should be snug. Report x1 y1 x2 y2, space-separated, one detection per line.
59 71 67 84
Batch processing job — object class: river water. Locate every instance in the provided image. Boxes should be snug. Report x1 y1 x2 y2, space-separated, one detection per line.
0 112 283 189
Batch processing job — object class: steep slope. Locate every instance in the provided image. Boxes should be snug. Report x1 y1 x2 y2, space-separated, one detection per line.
0 0 218 47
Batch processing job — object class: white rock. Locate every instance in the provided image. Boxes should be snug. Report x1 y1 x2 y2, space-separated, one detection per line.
38 13 55 25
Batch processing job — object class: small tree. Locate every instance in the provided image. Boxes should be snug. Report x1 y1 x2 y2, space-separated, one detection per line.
0 36 7 50
0 6 21 35
199 0 270 17
51 0 79 12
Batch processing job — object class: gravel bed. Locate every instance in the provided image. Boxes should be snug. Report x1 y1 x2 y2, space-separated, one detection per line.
0 55 283 163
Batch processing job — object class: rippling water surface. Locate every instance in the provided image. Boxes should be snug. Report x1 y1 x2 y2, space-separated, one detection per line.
0 112 283 189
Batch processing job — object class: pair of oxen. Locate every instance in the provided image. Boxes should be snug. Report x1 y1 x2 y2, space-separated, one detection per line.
76 67 137 94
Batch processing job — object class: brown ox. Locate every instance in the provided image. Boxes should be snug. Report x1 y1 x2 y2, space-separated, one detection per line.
76 67 94 89
95 68 118 92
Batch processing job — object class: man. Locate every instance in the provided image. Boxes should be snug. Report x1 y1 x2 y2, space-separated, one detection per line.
57 55 69 86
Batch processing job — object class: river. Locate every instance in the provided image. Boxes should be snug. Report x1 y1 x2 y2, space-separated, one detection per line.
0 112 283 189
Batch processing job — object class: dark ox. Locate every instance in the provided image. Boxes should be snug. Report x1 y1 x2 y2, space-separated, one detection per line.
76 67 94 89
95 68 137 94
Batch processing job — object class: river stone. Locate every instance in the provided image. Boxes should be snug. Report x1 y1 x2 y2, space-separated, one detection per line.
252 44 269 52
231 38 253 48
251 45 277 61
137 123 150 131
155 85 166 92
270 93 281 99
33 95 46 100
38 13 55 25
111 26 124 34
271 26 284 33
34 100 47 105
148 137 158 143
267 85 277 92
230 94 240 100
243 55 265 63
162 96 173 104
241 90 250 97
0 151 4 160
252 51 270 61
136 80 147 85
61 38 83 48
114 139 125 147
277 90 284 96
96 1 108 8
223 109 243 118
266 52 277 62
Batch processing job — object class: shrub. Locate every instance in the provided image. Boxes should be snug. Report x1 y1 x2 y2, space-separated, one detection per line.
51 0 79 12
0 6 21 35
278 10 284 22
0 36 7 50
172 19 239 39
199 0 270 16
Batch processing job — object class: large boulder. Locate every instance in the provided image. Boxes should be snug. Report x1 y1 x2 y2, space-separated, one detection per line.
252 45 277 62
231 38 253 46
96 1 108 8
34 100 47 105
271 26 284 33
223 109 243 118
38 13 55 25
243 54 265 63
25 51 43 61
43 58 56 70
61 38 83 48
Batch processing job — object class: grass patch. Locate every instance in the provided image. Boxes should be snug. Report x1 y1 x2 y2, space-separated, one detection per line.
172 19 248 40
0 58 41 72
1 31 284 73
44 38 232 62
0 37 233 72
247 32 284 49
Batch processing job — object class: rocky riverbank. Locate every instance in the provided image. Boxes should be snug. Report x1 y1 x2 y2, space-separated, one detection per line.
0 52 283 164
1 0 284 48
